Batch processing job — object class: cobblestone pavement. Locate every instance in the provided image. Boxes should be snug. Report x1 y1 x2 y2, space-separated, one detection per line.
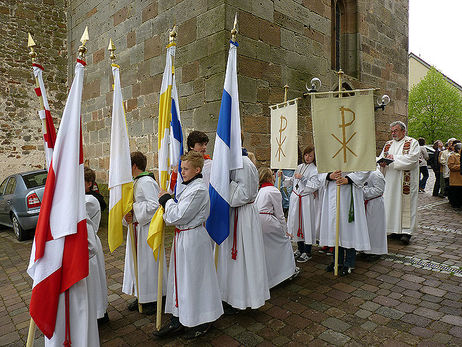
1 175 462 346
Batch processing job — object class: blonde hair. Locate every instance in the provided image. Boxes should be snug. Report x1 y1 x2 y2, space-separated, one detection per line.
181 151 204 170
247 151 257 166
258 167 274 186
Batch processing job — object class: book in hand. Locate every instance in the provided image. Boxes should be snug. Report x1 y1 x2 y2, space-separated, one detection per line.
377 157 393 165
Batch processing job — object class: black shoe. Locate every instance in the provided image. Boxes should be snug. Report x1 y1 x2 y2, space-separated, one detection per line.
97 312 109 325
326 262 343 273
153 321 184 338
222 302 240 315
127 299 138 311
340 266 351 276
183 323 211 339
400 234 411 245
142 302 156 315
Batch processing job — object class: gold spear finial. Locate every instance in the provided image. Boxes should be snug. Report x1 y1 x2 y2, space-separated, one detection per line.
78 26 89 59
108 38 116 61
28 33 37 62
231 13 238 42
169 25 177 43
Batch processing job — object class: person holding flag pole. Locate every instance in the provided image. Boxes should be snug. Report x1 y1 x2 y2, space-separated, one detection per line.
26 27 99 347
207 15 270 313
27 33 57 171
147 25 182 330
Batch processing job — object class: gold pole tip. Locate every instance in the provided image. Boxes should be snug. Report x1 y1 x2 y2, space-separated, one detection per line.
108 38 115 51
80 26 89 45
28 33 36 47
169 25 177 43
231 13 238 41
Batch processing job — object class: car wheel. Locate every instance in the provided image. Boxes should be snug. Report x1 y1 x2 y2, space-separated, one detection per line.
11 214 26 241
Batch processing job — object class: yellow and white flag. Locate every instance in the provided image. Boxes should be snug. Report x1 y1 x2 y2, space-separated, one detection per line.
147 42 177 260
108 63 133 252
311 91 376 173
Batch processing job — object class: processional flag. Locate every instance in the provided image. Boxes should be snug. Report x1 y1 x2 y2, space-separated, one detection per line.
32 63 57 171
206 39 243 245
311 90 377 173
147 38 183 260
108 63 134 253
27 58 89 340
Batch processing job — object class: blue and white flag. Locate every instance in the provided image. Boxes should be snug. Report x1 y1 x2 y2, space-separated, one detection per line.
206 40 243 244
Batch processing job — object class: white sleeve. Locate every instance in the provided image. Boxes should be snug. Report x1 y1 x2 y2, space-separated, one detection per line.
390 140 419 171
163 188 205 226
133 178 159 226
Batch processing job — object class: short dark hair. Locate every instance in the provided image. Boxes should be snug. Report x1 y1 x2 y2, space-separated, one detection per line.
302 145 316 165
84 166 96 184
131 151 147 171
187 131 209 151
418 138 426 146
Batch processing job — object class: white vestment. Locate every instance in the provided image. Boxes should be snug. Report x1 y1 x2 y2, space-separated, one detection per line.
283 163 320 244
318 172 371 251
202 158 212 187
216 156 270 309
85 194 108 319
163 176 223 327
378 136 419 235
123 175 167 303
45 278 100 347
363 170 387 255
255 185 296 288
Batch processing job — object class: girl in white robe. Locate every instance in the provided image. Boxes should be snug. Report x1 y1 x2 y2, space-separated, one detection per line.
123 156 167 311
281 145 320 262
216 152 270 310
363 169 387 255
155 151 223 339
319 171 370 275
256 168 297 288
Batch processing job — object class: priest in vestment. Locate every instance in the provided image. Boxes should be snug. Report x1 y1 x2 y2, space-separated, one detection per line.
378 121 419 245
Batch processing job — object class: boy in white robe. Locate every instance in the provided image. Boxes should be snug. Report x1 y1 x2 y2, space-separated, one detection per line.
122 152 167 314
363 168 387 258
256 168 298 288
154 151 223 339
216 149 270 312
319 170 370 275
84 167 108 324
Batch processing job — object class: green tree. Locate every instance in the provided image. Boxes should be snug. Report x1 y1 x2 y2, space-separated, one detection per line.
408 67 462 143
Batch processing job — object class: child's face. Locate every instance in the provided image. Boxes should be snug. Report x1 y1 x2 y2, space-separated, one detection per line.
304 151 315 164
85 180 92 193
181 160 201 182
193 142 208 155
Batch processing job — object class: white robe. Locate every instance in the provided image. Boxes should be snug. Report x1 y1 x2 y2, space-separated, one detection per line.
45 278 100 347
123 175 167 303
163 177 223 327
283 163 320 244
46 197 100 347
318 172 371 251
378 136 419 235
85 194 108 319
363 170 388 255
255 185 296 288
216 156 270 309
202 158 212 187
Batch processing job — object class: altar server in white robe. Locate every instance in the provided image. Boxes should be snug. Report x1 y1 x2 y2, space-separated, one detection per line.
256 168 298 288
216 149 270 311
84 167 108 323
123 152 167 314
154 151 223 339
280 145 320 262
363 168 387 256
319 170 370 275
378 121 419 245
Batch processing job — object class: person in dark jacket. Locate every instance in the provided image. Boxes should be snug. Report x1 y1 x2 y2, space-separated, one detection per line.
432 140 443 197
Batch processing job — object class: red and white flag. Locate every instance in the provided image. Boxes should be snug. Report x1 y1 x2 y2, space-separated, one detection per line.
27 59 89 340
33 63 57 171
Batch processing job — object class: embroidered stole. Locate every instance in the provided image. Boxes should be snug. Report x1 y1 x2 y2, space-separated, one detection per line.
384 139 412 229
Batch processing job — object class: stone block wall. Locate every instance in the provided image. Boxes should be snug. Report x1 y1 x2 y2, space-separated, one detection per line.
0 0 67 178
64 0 408 180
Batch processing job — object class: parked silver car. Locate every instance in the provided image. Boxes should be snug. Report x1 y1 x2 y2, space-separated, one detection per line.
0 170 47 241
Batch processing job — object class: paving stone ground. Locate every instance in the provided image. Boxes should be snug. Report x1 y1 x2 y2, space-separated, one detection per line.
1 174 462 346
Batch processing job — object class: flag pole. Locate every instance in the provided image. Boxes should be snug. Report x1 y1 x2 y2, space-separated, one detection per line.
334 69 344 277
108 39 143 314
28 33 48 170
277 84 289 190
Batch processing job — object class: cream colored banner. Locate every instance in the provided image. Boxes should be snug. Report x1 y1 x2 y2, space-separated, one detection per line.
311 91 376 173
270 99 298 170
